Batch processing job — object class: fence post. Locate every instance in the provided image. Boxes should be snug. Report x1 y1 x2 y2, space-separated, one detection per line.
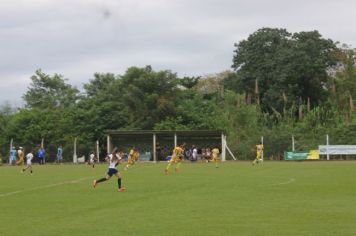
174 133 177 147
96 140 99 163
326 134 330 161
41 138 45 163
9 138 13 164
261 136 264 161
292 135 295 151
107 135 112 154
73 137 77 163
153 133 157 163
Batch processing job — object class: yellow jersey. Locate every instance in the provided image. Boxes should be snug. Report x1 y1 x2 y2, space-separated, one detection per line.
211 148 220 158
256 144 264 153
133 150 139 161
172 146 184 158
128 149 139 161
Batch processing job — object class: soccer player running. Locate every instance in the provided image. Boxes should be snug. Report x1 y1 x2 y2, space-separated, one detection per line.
92 147 126 192
164 143 186 175
16 147 25 165
210 147 220 168
125 147 139 170
21 149 34 174
88 151 96 168
253 142 264 165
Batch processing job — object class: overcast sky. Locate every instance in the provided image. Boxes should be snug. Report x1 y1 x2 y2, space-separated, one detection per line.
1 0 355 106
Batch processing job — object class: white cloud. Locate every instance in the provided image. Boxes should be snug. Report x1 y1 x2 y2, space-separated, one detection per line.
1 0 356 105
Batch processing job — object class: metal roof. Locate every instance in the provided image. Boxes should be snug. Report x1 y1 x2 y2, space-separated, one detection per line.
107 130 224 137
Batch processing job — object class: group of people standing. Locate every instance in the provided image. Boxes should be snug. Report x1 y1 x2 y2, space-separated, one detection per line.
8 145 64 175
10 147 37 166
186 145 220 163
9 147 35 174
9 146 58 166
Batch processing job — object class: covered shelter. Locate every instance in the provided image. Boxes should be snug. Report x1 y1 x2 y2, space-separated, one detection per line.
106 130 227 162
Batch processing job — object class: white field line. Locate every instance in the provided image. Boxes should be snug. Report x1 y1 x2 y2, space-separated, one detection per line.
0 177 92 198
262 178 296 187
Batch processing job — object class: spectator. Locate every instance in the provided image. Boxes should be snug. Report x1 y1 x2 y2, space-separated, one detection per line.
201 148 206 162
185 147 192 160
38 147 46 165
156 142 163 161
10 147 17 165
205 147 211 163
56 145 63 164
191 145 198 161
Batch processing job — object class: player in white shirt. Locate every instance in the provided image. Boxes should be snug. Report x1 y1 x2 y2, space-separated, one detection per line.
21 149 34 174
92 147 126 192
88 151 96 168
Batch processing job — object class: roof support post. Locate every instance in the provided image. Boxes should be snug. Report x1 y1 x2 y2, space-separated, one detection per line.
153 133 157 163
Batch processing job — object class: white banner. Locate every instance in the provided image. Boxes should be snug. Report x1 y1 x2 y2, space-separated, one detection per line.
319 145 356 155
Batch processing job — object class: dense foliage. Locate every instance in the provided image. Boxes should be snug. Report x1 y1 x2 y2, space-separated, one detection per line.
0 28 355 161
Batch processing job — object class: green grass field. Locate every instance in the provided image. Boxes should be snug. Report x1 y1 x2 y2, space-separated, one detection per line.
1 161 356 236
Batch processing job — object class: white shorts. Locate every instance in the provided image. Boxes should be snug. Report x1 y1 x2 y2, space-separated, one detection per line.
26 161 32 166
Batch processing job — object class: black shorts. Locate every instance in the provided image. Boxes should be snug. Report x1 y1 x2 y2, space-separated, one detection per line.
107 168 118 177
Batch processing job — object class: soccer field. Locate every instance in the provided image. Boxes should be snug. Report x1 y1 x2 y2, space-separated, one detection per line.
1 161 356 236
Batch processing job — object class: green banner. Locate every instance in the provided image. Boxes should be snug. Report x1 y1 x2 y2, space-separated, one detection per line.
284 150 320 160
284 151 309 160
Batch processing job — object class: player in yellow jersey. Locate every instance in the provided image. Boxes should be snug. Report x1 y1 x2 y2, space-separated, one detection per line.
253 142 264 165
125 147 140 170
164 143 185 175
210 147 220 168
16 147 25 165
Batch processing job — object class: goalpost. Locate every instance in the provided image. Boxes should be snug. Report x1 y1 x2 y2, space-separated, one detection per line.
222 134 236 160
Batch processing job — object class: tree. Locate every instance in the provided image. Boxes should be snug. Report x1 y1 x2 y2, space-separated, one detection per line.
232 28 292 108
195 71 231 95
118 66 180 129
75 73 126 141
179 76 200 89
23 69 80 109
75 66 184 139
332 45 356 111
289 31 337 106
232 27 337 112
83 73 117 98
